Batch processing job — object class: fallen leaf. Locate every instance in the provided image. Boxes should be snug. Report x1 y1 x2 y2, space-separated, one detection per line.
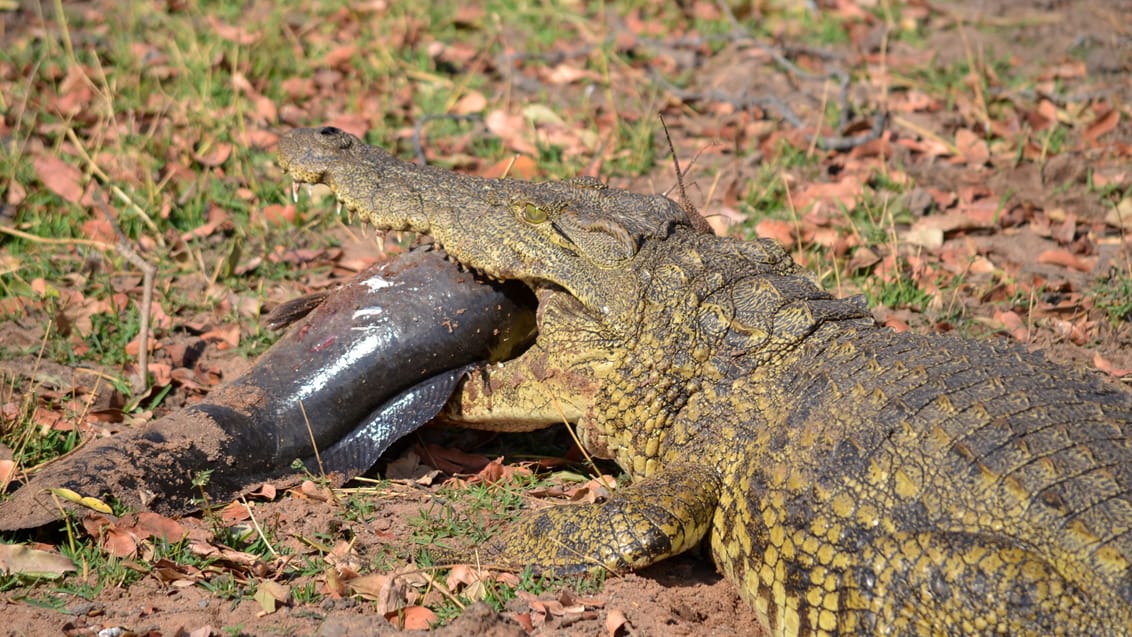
201 323 240 350
1094 353 1132 378
884 315 911 333
544 63 598 85
324 44 358 69
0 544 76 579
480 155 539 180
248 483 277 500
251 587 277 615
1083 109 1119 145
6 179 26 205
992 310 1029 342
446 564 489 594
452 91 486 115
1104 197 1132 230
901 225 943 250
1037 249 1093 272
297 480 333 502
129 511 187 543
255 580 291 615
0 459 14 491
485 109 536 156
323 567 348 598
207 15 260 45
847 246 881 273
152 558 204 585
511 612 535 632
755 218 796 249
606 608 630 637
570 475 616 504
954 129 989 166
393 605 438 631
193 141 232 167
34 155 84 204
262 203 297 226
219 501 253 524
417 443 491 474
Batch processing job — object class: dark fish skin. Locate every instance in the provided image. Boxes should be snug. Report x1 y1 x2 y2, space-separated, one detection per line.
192 247 536 472
0 248 536 530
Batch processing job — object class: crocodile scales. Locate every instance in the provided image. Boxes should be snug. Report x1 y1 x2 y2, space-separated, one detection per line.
279 126 1132 635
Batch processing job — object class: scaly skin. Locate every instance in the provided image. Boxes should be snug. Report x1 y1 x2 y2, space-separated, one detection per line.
279 127 1132 635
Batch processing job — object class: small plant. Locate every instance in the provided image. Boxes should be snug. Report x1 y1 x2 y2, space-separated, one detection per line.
1094 268 1132 326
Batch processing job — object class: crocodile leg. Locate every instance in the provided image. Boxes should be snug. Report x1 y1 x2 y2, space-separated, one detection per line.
463 463 721 576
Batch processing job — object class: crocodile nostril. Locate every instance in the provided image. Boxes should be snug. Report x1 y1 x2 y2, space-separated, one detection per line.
318 126 342 136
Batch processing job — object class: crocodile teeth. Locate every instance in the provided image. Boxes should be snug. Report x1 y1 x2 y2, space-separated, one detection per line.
336 200 343 217
290 181 300 203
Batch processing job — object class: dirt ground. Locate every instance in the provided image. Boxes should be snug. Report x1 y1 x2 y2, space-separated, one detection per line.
2 0 1132 635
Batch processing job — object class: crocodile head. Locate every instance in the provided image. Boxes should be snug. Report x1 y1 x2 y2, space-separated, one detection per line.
278 126 697 321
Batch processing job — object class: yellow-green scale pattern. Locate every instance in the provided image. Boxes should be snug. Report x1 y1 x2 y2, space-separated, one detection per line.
278 128 1132 635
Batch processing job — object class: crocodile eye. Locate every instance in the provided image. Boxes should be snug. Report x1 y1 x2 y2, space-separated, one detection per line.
522 204 548 224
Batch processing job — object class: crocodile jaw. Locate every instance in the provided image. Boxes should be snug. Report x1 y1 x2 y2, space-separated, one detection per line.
278 127 642 319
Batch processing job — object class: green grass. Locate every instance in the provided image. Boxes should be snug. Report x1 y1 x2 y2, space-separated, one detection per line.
1094 267 1132 326
409 475 534 548
406 472 606 625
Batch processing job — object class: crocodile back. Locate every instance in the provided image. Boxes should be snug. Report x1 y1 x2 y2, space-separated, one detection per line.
715 327 1132 634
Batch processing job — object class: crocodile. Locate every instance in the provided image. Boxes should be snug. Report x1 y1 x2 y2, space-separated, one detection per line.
279 126 1132 635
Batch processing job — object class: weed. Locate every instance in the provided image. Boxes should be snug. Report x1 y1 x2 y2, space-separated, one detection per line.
1094 268 1132 326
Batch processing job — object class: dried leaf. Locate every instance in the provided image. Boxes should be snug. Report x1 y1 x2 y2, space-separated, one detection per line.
393 605 437 630
755 218 796 249
485 109 536 156
902 225 944 250
544 63 598 85
254 586 279 614
207 15 260 45
606 608 630 637
324 44 358 69
297 480 333 502
991 310 1029 342
248 483 277 500
1104 198 1132 230
418 443 491 475
193 141 232 167
255 580 291 614
954 129 989 166
261 204 297 226
1083 109 1119 145
152 558 204 585
1037 249 1093 273
219 501 253 524
481 155 539 180
34 155 84 204
0 459 14 491
201 323 240 350
129 511 187 543
452 91 486 115
0 543 76 579
1094 353 1132 378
